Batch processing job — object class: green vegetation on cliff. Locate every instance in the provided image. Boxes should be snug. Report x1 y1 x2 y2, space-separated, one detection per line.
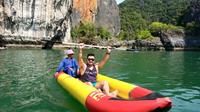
71 22 111 44
118 0 192 40
150 22 180 33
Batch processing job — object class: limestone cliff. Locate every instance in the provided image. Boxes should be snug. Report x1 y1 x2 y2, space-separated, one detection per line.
0 0 120 46
71 0 120 36
0 0 72 44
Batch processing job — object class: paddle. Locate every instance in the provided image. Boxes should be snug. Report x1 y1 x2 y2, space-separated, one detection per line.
62 42 111 49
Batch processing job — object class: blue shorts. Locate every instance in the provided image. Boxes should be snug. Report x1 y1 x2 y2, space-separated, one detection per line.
92 82 97 87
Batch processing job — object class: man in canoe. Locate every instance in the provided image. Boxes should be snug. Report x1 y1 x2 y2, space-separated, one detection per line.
78 44 118 97
54 49 79 78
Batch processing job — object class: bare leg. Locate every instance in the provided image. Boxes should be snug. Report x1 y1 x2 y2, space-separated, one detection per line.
109 90 118 97
85 82 93 86
102 81 110 95
96 81 109 95
96 81 118 97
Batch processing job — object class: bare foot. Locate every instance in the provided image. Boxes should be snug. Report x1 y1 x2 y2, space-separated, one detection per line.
156 97 171 107
109 90 118 97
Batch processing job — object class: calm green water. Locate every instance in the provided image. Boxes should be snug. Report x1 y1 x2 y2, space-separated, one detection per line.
0 49 200 112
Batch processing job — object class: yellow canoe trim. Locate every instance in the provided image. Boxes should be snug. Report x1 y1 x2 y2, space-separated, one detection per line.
57 73 96 105
57 73 139 105
97 74 138 99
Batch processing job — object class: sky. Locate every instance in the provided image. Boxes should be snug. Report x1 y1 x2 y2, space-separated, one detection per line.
116 0 125 4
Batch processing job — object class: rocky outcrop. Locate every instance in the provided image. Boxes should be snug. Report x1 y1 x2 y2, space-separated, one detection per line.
71 0 120 36
0 0 120 47
133 38 163 51
160 30 200 51
115 29 200 51
109 38 163 51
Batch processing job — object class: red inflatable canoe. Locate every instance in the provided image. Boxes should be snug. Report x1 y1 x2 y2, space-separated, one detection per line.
56 72 172 112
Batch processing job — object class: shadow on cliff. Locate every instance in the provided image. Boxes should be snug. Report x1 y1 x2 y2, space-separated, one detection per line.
42 30 64 49
0 35 7 48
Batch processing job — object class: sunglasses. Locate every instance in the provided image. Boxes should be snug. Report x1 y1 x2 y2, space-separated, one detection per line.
87 58 95 61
